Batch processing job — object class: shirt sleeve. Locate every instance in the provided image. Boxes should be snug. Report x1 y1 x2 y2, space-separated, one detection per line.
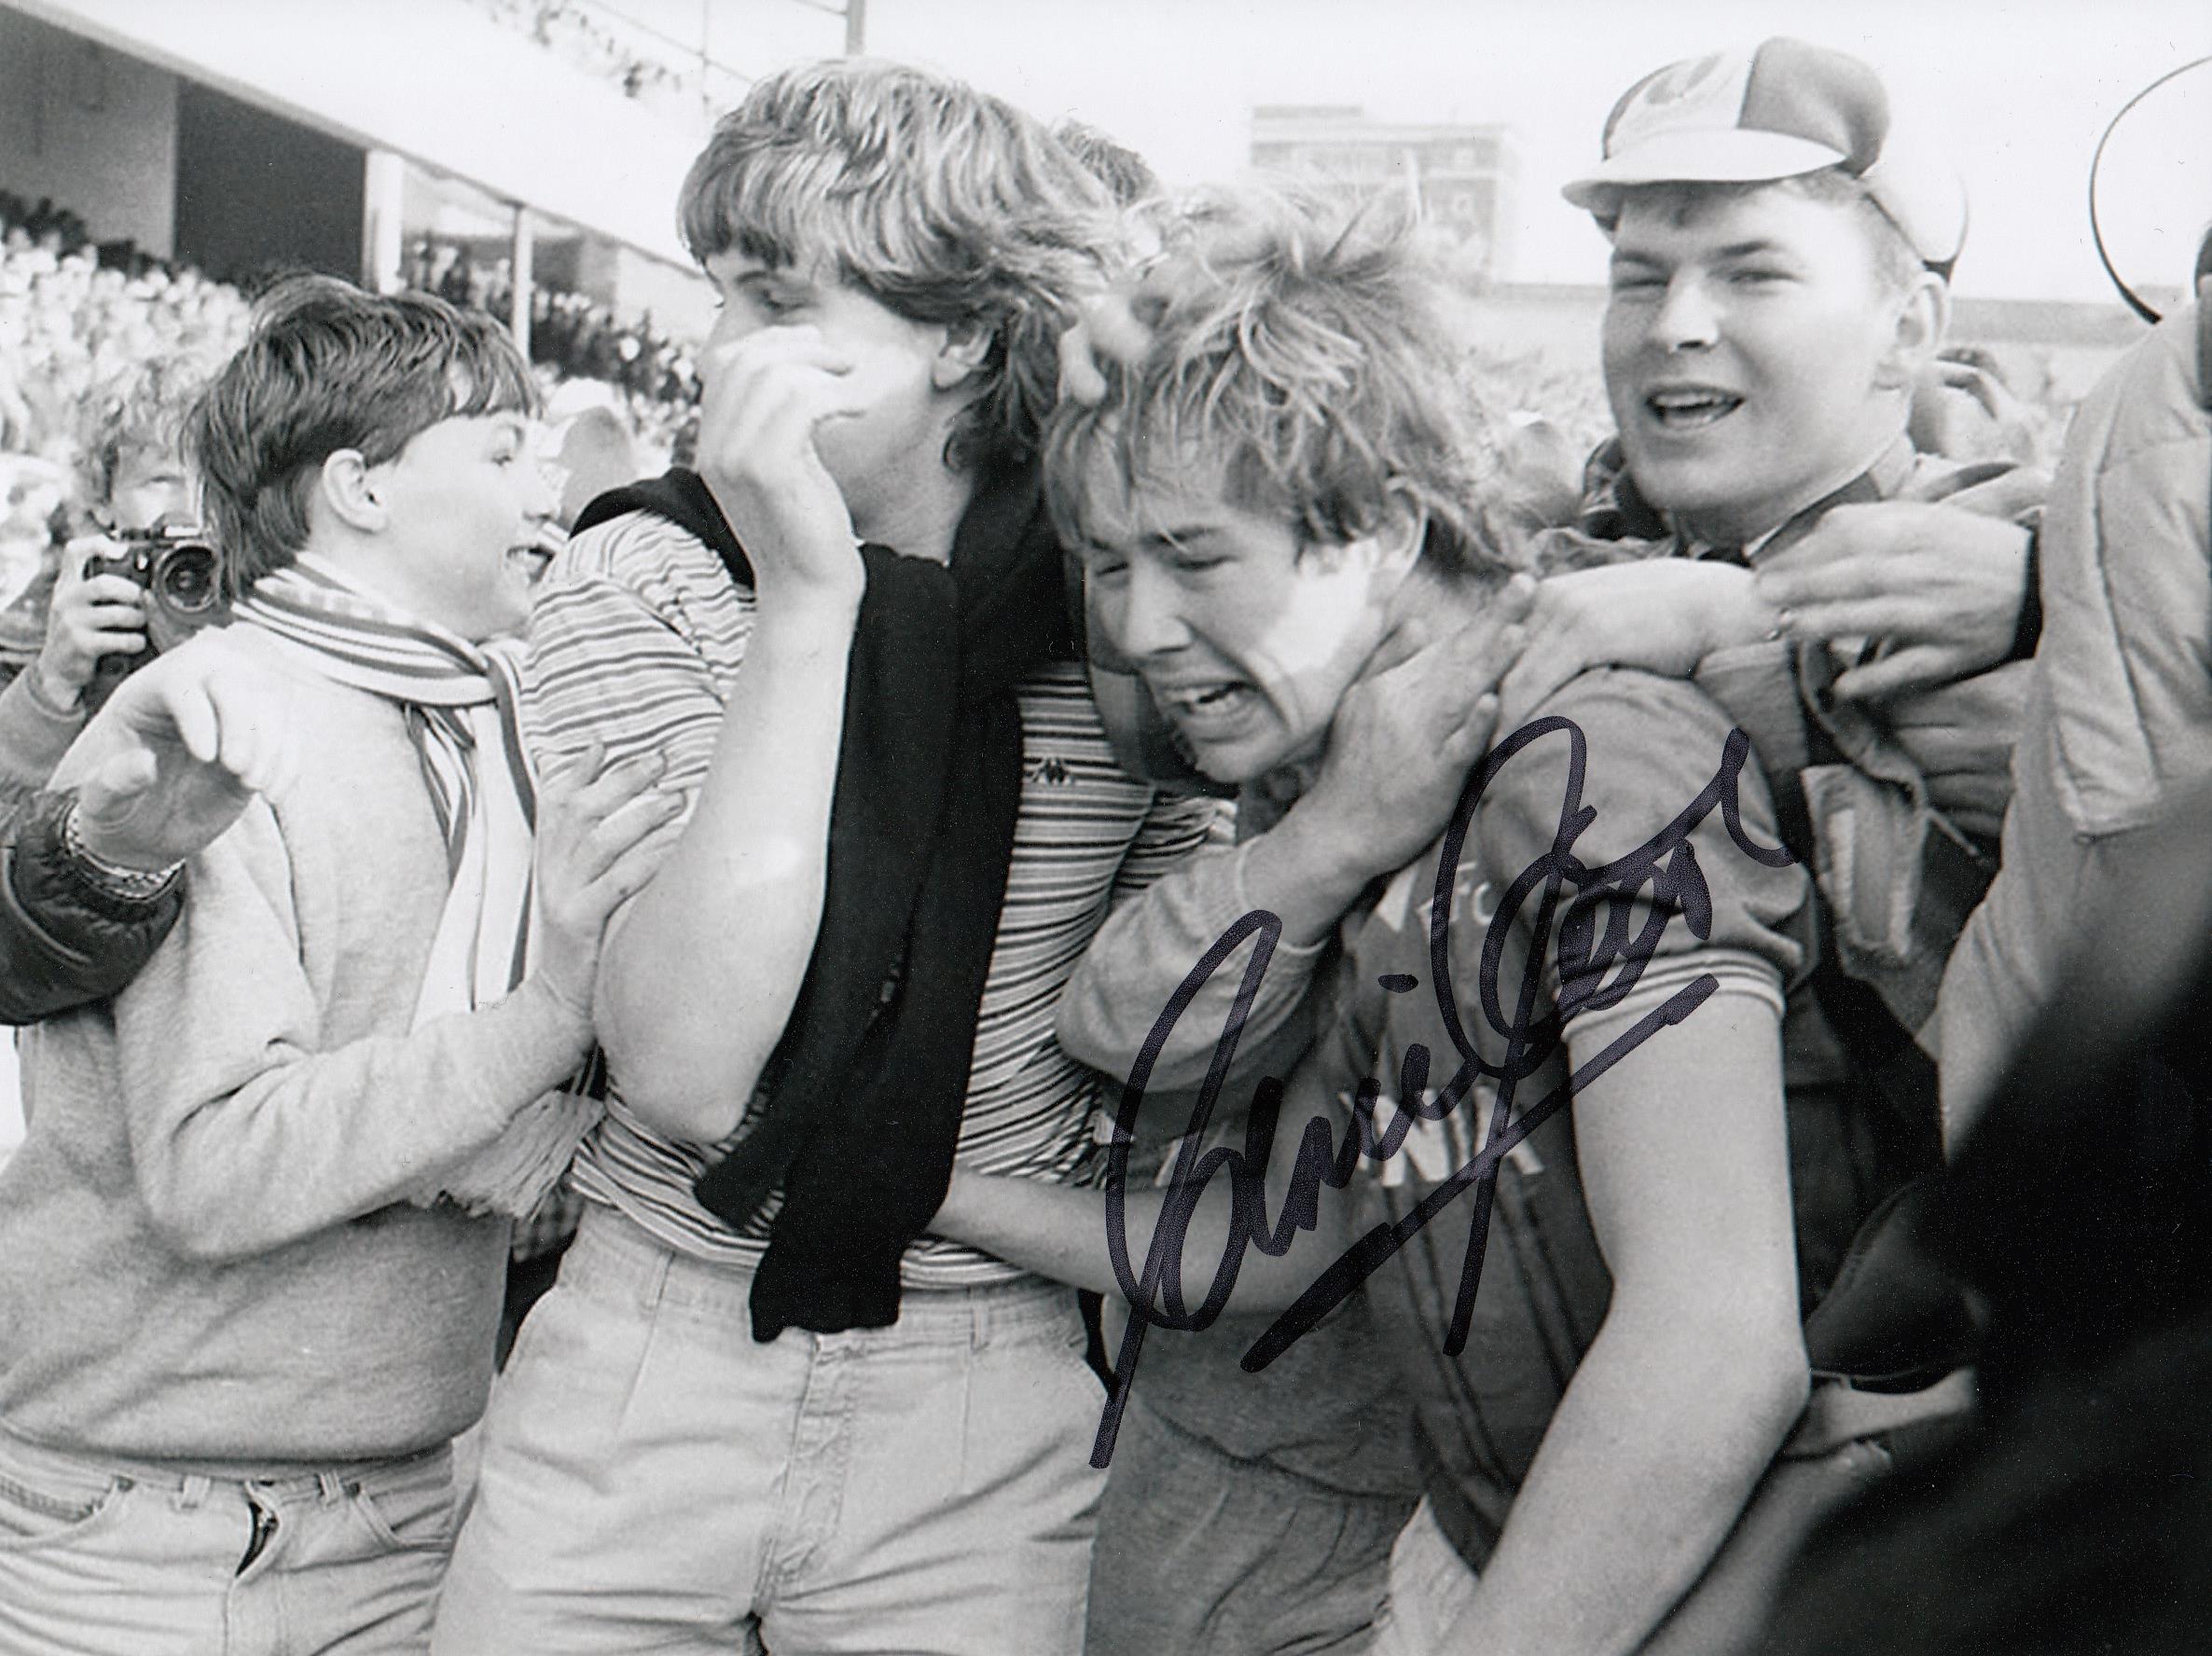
0 668 88 835
1472 669 1812 1048
1694 640 1812 785
1107 789 1230 909
1058 798 1330 1097
521 515 743 843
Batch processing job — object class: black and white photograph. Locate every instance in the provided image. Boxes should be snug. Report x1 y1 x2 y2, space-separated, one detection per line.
0 1 2205 1649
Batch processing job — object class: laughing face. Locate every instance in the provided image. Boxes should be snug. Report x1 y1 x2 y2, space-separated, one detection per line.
1601 183 1929 548
366 410 560 642
1074 459 1411 786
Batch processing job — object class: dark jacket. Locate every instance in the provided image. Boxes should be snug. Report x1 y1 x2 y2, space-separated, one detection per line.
0 791 181 1025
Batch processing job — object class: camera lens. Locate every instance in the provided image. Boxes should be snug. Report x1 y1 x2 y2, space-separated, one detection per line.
158 545 220 614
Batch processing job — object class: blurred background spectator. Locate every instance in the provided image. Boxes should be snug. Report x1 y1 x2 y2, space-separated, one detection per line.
0 188 692 612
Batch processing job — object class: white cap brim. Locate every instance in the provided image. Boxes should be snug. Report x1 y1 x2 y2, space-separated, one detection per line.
1562 129 1848 211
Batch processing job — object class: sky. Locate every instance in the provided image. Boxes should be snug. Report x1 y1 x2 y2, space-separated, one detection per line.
662 0 2212 305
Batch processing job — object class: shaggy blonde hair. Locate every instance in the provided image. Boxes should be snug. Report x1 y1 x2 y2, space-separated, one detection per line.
1047 183 1516 584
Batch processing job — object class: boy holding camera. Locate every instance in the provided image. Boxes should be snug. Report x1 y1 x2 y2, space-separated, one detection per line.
0 355 219 825
0 277 673 1652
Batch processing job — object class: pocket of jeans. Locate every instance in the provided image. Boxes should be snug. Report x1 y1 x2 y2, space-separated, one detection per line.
349 1462 458 1553
0 1465 131 1553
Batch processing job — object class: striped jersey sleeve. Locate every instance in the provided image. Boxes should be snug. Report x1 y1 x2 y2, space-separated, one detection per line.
519 507 1217 1286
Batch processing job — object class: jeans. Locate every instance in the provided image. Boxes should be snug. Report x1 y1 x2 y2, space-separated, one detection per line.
1085 1394 1410 1656
432 1205 1106 1655
0 1428 455 1655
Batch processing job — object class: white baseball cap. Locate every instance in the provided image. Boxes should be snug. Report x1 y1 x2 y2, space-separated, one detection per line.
1564 38 1968 278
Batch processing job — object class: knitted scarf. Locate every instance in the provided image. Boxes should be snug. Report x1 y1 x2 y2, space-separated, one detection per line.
572 465 1075 1338
234 556 596 1217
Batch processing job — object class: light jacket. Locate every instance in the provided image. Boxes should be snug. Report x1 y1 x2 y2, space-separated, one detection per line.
1941 295 2212 1136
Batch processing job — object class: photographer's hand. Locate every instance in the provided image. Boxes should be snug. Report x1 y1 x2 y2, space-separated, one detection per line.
51 629 300 872
35 534 150 711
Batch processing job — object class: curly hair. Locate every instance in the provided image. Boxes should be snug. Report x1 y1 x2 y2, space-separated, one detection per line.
189 275 536 595
1045 182 1518 585
678 59 1113 474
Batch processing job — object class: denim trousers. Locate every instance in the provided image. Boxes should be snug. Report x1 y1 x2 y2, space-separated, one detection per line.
1084 1393 1411 1656
0 1427 455 1655
432 1205 1106 1654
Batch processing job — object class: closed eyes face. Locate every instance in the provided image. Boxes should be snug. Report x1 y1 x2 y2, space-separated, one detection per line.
705 256 820 328
1077 459 1408 786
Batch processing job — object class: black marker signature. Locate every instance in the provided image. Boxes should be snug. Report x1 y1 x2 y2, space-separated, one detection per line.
1093 715 1792 1467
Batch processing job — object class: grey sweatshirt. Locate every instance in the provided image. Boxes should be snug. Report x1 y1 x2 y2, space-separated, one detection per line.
0 631 588 1466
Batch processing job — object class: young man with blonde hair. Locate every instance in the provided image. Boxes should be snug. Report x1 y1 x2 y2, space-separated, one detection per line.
953 40 2020 1654
936 173 1818 1656
435 60 1219 1654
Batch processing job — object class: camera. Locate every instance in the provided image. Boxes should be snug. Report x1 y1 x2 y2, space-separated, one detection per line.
85 518 228 690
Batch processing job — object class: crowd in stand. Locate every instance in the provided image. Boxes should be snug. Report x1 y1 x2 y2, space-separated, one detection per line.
0 195 251 582
458 0 726 115
403 238 700 421
0 194 698 602
0 40 2204 1656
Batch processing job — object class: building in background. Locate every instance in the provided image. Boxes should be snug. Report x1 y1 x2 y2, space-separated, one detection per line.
0 0 853 348
1250 103 1519 283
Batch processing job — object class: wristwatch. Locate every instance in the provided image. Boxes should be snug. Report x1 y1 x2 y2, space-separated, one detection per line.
61 801 183 901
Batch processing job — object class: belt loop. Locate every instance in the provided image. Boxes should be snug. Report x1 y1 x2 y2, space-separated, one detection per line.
175 1473 212 1512
317 1470 344 1506
972 1284 993 1353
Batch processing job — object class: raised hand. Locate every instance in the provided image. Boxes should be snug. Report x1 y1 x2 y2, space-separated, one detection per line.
50 628 297 871
527 744 684 1024
693 324 869 602
1057 283 1162 407
1910 355 2047 468
35 533 151 710
1055 227 1243 407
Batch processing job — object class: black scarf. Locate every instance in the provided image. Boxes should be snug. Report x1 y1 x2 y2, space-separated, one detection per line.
572 464 1075 1338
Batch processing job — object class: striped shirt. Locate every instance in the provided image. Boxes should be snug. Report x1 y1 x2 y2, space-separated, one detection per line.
521 506 1223 1287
